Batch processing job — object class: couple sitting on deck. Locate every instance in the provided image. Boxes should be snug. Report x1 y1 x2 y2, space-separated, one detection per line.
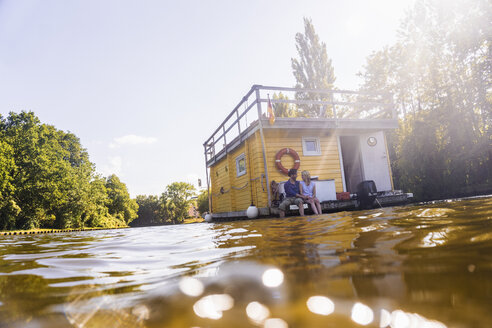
278 169 322 218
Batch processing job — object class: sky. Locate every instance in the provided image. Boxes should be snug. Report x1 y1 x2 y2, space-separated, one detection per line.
0 0 416 197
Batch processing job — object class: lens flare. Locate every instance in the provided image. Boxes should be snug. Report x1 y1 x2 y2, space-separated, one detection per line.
263 317 288 328
306 296 335 315
262 268 284 288
246 301 270 324
193 294 234 320
131 304 149 321
179 277 204 297
351 302 374 325
380 309 391 327
390 310 447 328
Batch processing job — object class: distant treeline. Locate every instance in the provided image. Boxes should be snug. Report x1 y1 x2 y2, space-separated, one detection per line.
357 0 491 201
0 111 208 230
0 112 138 230
131 187 208 227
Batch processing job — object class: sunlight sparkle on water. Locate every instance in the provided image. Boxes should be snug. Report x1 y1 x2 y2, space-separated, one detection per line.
306 296 335 315
179 276 204 297
131 304 149 321
262 268 284 288
246 301 270 325
380 309 391 327
390 310 447 328
263 317 288 328
351 302 374 325
193 294 234 320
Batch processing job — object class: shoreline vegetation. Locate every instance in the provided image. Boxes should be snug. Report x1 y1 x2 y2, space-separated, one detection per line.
0 217 204 235
0 112 205 231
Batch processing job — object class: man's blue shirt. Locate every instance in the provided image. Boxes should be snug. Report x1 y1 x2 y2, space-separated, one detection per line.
284 180 300 198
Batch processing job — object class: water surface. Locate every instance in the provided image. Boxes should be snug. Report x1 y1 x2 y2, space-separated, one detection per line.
1 196 491 327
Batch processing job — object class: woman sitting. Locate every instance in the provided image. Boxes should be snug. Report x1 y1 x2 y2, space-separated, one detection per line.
300 170 322 215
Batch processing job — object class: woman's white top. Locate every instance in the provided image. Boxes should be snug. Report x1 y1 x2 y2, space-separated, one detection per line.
300 180 315 197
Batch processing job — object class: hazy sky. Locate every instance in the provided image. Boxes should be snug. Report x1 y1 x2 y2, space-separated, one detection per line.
0 0 415 197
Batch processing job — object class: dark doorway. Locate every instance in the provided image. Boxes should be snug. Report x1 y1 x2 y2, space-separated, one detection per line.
340 136 364 193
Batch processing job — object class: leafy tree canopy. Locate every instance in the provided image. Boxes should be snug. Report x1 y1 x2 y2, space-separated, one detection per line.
196 189 209 215
292 17 336 117
160 182 196 224
0 111 135 230
105 174 138 225
358 0 491 200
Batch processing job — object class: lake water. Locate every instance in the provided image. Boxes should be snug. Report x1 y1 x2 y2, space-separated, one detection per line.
1 196 491 327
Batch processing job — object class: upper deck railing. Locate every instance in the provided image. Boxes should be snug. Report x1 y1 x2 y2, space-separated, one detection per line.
203 85 395 166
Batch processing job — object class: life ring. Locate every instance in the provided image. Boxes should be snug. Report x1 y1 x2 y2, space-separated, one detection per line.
275 148 300 175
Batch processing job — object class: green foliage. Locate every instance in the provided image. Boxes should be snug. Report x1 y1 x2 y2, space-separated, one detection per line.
131 195 163 226
0 111 135 230
196 189 209 215
359 0 492 201
105 174 138 225
291 17 336 117
0 137 18 230
160 182 196 224
272 92 299 118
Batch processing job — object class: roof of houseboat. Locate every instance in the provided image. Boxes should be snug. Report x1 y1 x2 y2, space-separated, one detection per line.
204 85 397 167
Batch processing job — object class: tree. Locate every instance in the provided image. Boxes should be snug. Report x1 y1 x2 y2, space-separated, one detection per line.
0 112 98 229
105 174 138 225
0 111 138 230
272 92 299 118
83 176 111 227
196 189 209 215
358 0 492 200
160 182 196 224
131 195 162 226
291 17 336 117
0 138 19 230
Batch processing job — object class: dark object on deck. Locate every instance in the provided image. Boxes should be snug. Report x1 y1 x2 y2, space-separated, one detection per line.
336 192 351 201
357 180 377 209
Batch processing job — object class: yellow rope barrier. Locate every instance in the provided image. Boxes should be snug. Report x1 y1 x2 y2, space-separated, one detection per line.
0 226 129 236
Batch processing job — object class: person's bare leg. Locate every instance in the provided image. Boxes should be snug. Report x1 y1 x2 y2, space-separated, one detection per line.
309 200 318 214
315 199 322 214
279 209 285 218
299 202 305 216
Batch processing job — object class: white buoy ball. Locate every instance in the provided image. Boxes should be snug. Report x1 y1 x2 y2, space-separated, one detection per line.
204 214 213 222
246 205 259 219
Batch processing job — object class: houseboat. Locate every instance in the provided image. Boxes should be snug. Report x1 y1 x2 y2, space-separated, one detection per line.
203 85 411 221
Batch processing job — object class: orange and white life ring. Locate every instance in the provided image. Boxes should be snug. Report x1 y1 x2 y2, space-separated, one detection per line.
275 148 300 175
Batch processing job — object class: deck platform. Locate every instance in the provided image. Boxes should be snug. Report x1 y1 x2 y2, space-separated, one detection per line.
210 193 412 222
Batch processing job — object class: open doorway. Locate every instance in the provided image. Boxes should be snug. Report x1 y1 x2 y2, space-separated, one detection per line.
339 136 364 193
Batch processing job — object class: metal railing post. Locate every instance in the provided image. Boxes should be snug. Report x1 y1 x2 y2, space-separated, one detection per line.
255 87 271 208
204 145 212 213
236 109 241 136
222 126 227 154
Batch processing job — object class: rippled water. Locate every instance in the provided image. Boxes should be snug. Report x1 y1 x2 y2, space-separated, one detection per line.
1 196 491 327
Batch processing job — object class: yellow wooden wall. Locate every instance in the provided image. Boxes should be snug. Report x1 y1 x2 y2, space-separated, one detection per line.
210 140 256 213
255 129 344 207
210 128 345 214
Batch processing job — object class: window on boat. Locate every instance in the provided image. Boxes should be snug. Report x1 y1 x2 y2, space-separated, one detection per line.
302 137 321 156
236 153 247 177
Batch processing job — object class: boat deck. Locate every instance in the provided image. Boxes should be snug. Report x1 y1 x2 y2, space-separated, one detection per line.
210 193 412 222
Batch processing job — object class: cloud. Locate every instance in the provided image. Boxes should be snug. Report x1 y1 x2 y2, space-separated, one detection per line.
109 134 157 148
99 156 122 176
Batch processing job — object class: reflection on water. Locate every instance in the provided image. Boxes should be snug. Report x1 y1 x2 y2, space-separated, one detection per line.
0 196 491 327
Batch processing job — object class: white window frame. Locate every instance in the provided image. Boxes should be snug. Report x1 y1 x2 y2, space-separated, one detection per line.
302 137 321 156
235 153 247 177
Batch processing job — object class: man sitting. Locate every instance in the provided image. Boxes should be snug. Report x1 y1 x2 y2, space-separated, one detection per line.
278 169 307 218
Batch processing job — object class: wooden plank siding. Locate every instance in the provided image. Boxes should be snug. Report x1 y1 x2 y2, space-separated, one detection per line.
261 129 343 201
210 128 345 213
210 143 254 213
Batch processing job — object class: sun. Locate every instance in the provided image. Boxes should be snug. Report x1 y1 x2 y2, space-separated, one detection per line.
345 16 364 37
